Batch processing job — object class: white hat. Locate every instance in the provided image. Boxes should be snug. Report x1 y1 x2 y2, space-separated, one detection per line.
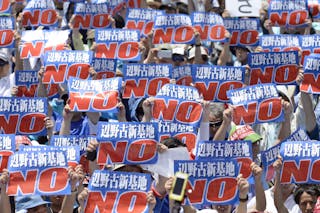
188 46 208 59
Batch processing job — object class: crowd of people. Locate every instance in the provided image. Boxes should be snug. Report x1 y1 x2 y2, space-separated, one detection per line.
0 0 320 212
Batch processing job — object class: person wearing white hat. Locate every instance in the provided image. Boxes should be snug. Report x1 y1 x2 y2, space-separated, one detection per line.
0 49 14 97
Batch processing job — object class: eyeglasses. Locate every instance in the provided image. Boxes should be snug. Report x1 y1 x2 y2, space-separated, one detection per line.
209 120 223 128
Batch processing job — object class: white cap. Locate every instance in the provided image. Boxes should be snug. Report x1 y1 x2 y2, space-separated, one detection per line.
188 46 208 59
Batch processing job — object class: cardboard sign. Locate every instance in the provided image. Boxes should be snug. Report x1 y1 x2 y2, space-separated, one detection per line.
226 0 261 17
7 150 70 196
175 159 239 207
84 170 151 213
259 35 300 52
73 3 110 29
196 140 253 179
153 84 203 127
269 0 308 27
125 8 164 37
280 141 320 184
300 35 320 64
224 18 260 46
68 77 121 112
192 65 245 102
95 29 141 61
15 70 59 97
0 0 11 14
20 30 70 59
122 63 172 99
43 50 93 84
301 54 320 94
192 12 225 42
153 14 195 44
248 51 299 85
93 58 117 79
0 97 47 135
158 121 197 153
0 17 14 48
22 0 59 27
173 65 193 86
20 145 80 167
96 122 159 165
227 83 284 125
0 134 15 173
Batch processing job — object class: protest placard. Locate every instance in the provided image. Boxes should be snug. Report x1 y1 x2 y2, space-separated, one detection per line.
301 54 320 94
93 58 117 79
153 84 203 127
68 77 121 112
43 50 93 84
95 29 141 61
224 18 260 46
226 0 261 17
192 65 245 102
227 83 284 125
153 14 195 44
96 122 158 165
248 51 299 85
173 65 193 86
0 0 11 14
0 97 48 135
0 134 15 173
259 35 301 52
300 35 320 64
122 63 172 98
175 159 239 207
7 150 70 196
195 140 252 179
192 12 225 42
84 170 151 213
0 17 14 48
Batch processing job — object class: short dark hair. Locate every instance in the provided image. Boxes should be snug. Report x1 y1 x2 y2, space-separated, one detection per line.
161 137 186 149
294 184 320 204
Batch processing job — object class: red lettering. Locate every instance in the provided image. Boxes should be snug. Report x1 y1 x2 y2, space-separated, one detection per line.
153 28 174 44
229 31 239 46
43 64 67 83
38 168 68 193
186 179 206 204
300 73 320 93
96 71 115 79
206 178 237 202
73 14 91 29
127 139 157 163
19 113 46 134
41 9 58 25
270 12 288 26
237 158 252 179
176 76 193 86
270 11 308 26
20 42 44 59
153 99 178 121
147 78 170 96
93 14 110 28
218 81 243 101
92 91 118 111
85 191 118 213
281 160 310 183
0 30 14 47
0 115 18 134
0 0 10 13
311 159 320 181
7 170 38 195
175 26 194 43
68 92 94 111
118 42 139 60
289 10 308 26
17 85 37 97
249 67 273 85
258 98 282 122
209 25 225 41
176 102 202 123
97 141 127 164
123 79 148 98
239 30 259 45
274 65 298 84
126 21 153 35
195 82 218 101
67 64 90 80
233 103 257 125
96 43 117 58
194 25 209 40
117 191 147 212
22 9 58 27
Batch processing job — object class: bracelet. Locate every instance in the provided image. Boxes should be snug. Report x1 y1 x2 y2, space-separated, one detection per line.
195 43 201 46
239 195 248 202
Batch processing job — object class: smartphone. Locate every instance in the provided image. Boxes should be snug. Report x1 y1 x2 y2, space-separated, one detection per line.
169 172 189 202
157 49 172 59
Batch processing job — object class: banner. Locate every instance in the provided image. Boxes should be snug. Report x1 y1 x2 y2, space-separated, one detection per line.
175 159 239 207
22 0 59 28
226 0 261 17
0 134 15 173
280 140 320 184
224 18 260 46
84 170 151 213
96 122 159 165
153 14 195 44
301 54 320 94
153 84 203 127
125 8 164 37
0 0 11 14
122 63 172 98
19 145 80 167
300 35 320 64
7 150 70 196
259 35 300 52
261 128 310 181
0 17 14 48
0 97 47 135
192 12 225 42
195 140 252 179
95 29 141 61
15 70 59 97
158 121 197 153
93 58 117 79
20 30 70 59
73 3 110 29
173 65 193 86
192 65 245 102
248 51 299 85
43 50 93 84
268 0 308 27
227 83 284 125
68 77 121 112
51 135 95 174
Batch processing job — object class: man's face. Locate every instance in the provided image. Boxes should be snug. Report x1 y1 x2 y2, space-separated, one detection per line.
299 192 317 213
235 47 248 63
27 204 47 213
0 64 9 78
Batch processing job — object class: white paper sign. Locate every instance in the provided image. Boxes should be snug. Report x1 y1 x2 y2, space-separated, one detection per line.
226 0 262 17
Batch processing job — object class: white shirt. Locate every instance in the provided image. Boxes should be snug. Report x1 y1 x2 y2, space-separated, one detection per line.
0 73 14 97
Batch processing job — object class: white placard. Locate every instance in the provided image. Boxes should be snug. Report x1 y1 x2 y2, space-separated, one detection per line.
226 0 262 17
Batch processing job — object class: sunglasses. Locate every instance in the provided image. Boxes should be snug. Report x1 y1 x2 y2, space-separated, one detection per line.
209 120 223 128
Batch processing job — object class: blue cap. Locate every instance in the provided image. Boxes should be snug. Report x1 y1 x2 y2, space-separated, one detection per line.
16 196 51 211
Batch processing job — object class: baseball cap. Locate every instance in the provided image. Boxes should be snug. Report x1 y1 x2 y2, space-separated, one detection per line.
15 196 51 212
0 50 9 66
229 124 262 143
188 46 208 59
